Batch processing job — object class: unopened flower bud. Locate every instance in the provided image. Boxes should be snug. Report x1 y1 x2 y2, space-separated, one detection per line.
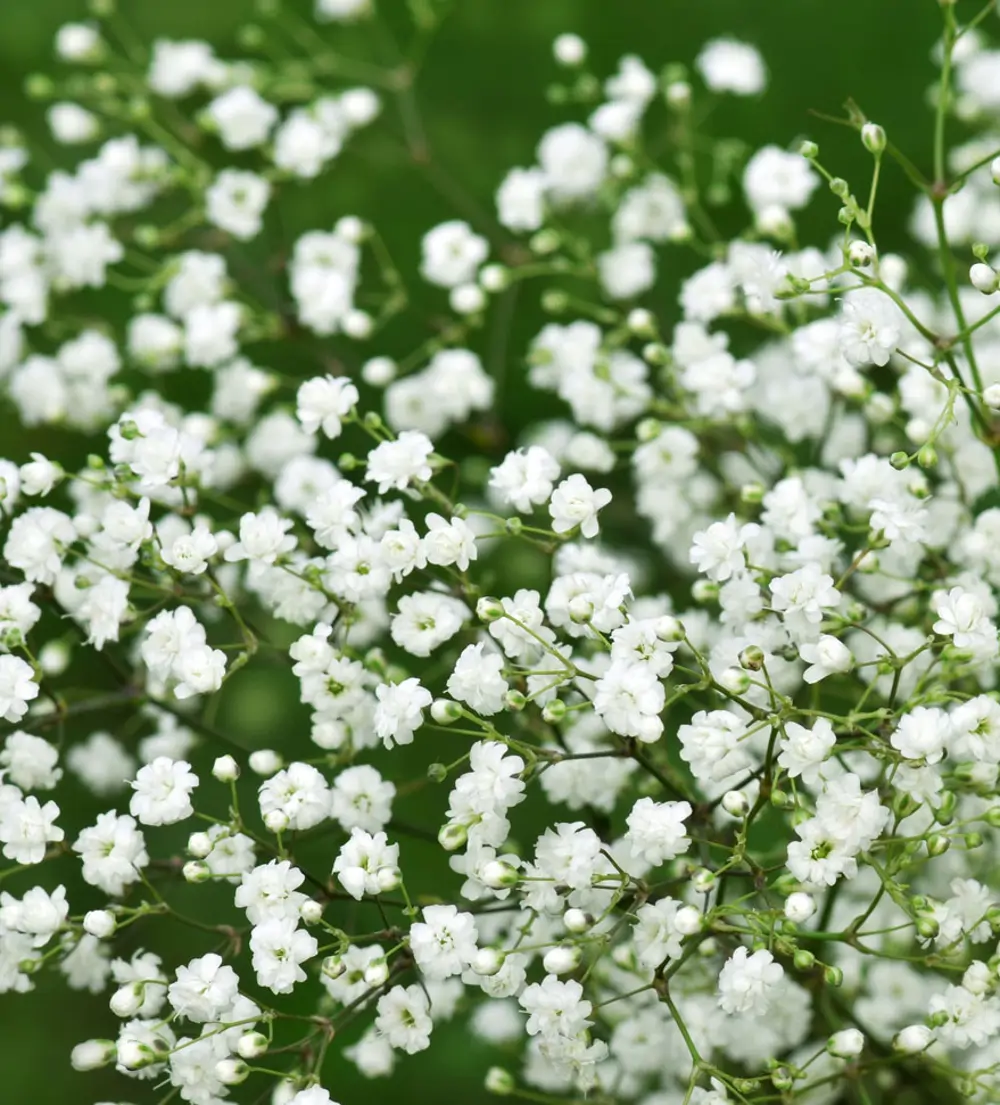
848 240 875 267
83 909 116 938
480 264 508 292
824 965 844 987
636 417 662 442
363 959 390 987
215 1058 250 1085
793 949 816 971
894 1024 933 1053
654 615 684 642
784 892 816 923
476 596 504 622
450 283 486 315
264 809 289 834
431 698 462 724
568 595 594 624
674 905 702 936
543 945 581 975
665 80 691 108
718 666 750 694
984 383 1000 410
109 983 145 1018
237 1031 269 1060
212 754 239 782
322 956 346 981
485 1066 515 1095
926 834 950 857
740 481 765 504
970 262 999 295
71 1039 116 1071
482 860 520 889
553 32 586 66
641 341 670 365
563 907 592 934
343 308 373 339
504 689 527 711
799 140 819 159
377 865 401 893
721 789 749 818
861 122 886 154
248 749 282 777
300 899 323 925
438 821 468 852
542 699 567 723
992 156 1000 185
183 860 211 884
627 307 655 335
739 645 764 671
187 831 212 858
472 948 505 976
828 1028 864 1059
692 868 716 893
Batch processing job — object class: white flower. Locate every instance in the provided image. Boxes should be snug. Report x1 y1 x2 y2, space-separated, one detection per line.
333 827 399 900
167 953 240 1023
0 795 64 865
625 798 692 865
330 765 395 833
161 525 218 575
597 241 656 300
520 974 593 1037
0 731 61 791
408 904 478 980
225 508 297 564
0 884 69 942
593 660 664 743
374 678 432 748
423 513 477 571
839 288 902 368
129 758 199 825
250 918 318 993
258 762 330 831
742 146 818 213
489 447 561 513
497 167 546 232
696 38 767 95
73 813 148 895
549 474 612 538
365 431 435 493
447 643 508 716
420 220 489 288
717 946 784 1014
296 375 359 437
148 40 224 98
206 169 271 240
172 644 227 699
205 86 278 150
537 123 607 202
799 635 853 683
891 706 951 765
932 586 997 655
375 984 433 1053
235 861 307 926
632 897 686 967
391 592 469 657
778 718 837 783
0 655 39 723
689 514 760 582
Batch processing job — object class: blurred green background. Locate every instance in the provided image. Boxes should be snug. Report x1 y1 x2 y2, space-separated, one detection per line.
0 1 959 1102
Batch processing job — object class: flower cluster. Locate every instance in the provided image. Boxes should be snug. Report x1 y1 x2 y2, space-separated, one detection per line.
5 4 1000 1105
